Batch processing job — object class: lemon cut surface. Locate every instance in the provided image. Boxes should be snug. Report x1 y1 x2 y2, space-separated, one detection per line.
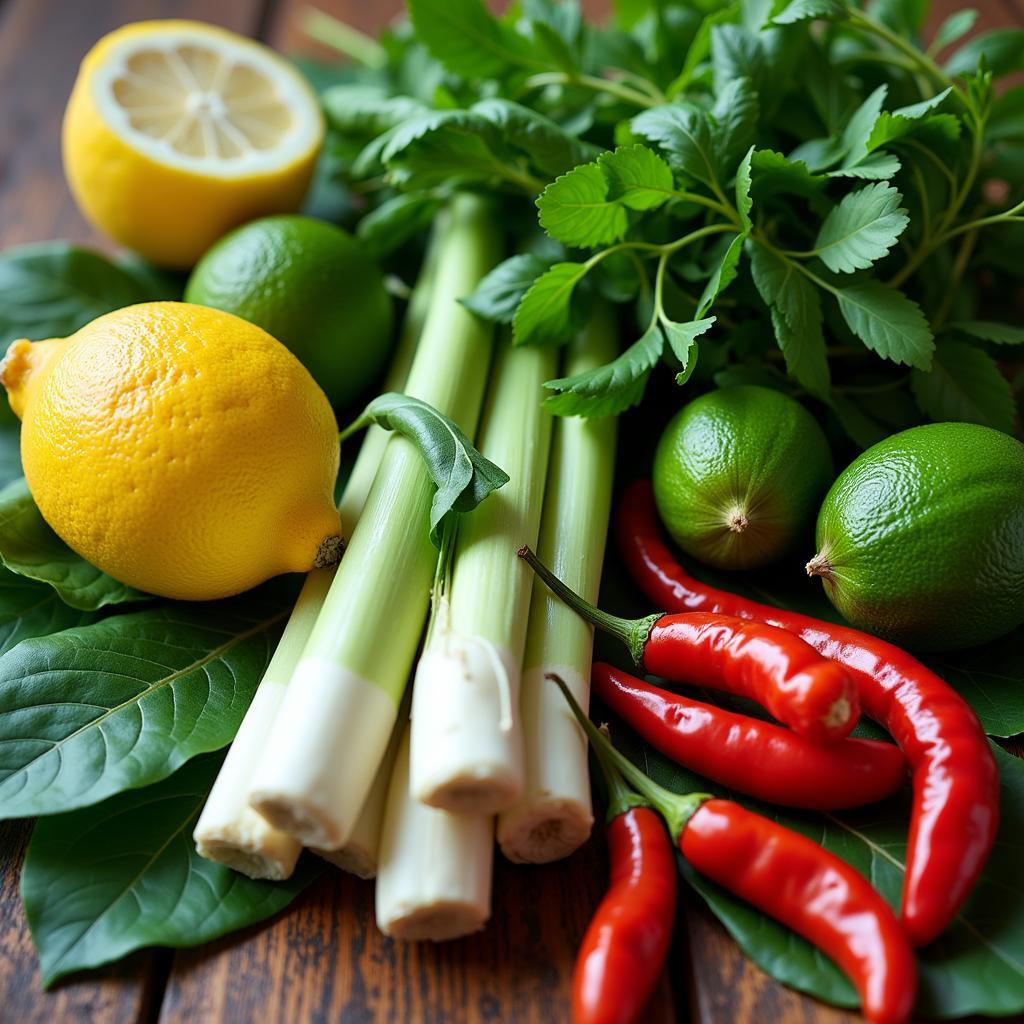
63 21 324 267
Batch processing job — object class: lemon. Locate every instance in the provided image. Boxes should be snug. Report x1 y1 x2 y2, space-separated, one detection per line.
653 386 833 570
1 302 341 602
809 422 1024 652
185 216 394 409
62 20 324 269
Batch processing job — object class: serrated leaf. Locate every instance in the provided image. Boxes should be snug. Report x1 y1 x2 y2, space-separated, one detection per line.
866 90 955 153
342 393 509 545
23 753 320 986
840 84 888 165
407 0 541 78
749 150 828 200
537 163 628 247
471 98 598 177
663 317 715 384
749 245 830 396
631 103 719 190
835 281 934 369
598 145 675 211
696 234 747 317
513 261 589 346
356 193 445 257
543 323 663 417
0 586 292 819
711 24 765 95
950 320 1024 345
712 77 759 178
812 183 909 273
735 146 754 230
826 152 902 180
461 254 552 324
0 244 153 348
770 0 848 25
911 339 1016 433
0 478 148 610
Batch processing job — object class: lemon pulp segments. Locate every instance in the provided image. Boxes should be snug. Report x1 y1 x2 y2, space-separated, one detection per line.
91 25 321 175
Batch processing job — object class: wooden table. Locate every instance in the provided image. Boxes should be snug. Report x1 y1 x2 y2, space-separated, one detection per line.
0 0 1020 1021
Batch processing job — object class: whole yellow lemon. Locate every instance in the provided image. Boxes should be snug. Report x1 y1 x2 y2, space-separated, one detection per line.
62 20 324 268
1 302 342 601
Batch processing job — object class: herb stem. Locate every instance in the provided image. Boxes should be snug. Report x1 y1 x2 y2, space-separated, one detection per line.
848 9 960 103
300 7 388 68
931 228 978 331
523 71 658 109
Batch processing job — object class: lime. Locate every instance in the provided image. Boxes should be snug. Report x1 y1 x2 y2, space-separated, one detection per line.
652 386 833 570
185 215 393 408
808 422 1024 652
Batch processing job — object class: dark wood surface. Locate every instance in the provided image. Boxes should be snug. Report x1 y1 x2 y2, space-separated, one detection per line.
0 1 1021 1022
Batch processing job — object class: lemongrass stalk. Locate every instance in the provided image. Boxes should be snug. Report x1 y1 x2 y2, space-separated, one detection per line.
376 725 494 940
192 236 439 880
409 338 557 815
250 196 499 849
497 313 618 863
311 704 403 878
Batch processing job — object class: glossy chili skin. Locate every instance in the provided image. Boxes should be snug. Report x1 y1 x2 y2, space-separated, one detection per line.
682 799 917 1024
618 479 999 946
573 806 676 1024
642 611 858 744
593 662 906 810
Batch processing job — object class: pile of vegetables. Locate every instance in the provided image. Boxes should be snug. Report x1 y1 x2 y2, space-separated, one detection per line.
0 0 1023 1021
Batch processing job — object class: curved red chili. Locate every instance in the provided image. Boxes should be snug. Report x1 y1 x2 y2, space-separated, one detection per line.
643 611 856 743
517 546 859 743
593 662 906 810
681 799 917 1024
573 806 676 1024
616 479 999 946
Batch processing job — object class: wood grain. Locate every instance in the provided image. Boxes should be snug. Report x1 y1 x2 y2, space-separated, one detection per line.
157 838 673 1024
0 0 1022 1022
0 821 160 1024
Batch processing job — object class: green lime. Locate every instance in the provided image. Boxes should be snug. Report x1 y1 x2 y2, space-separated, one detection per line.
652 385 833 571
185 215 393 409
809 422 1024 652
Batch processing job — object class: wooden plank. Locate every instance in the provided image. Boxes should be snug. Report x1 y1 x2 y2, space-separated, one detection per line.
0 0 266 253
0 821 160 1024
159 838 680 1024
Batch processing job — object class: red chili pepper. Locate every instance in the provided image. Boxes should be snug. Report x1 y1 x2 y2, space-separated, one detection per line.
517 546 859 743
550 673 918 1024
573 806 677 1024
682 799 917 1024
616 479 999 946
593 662 906 810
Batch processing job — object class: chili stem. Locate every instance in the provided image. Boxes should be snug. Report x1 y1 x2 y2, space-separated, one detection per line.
517 545 660 667
547 673 709 839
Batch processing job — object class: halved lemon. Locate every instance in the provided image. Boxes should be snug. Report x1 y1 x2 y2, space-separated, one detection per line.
63 20 324 268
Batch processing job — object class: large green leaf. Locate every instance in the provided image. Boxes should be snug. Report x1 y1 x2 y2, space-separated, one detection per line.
0 568 99 657
0 243 153 348
0 584 292 818
622 730 1024 1019
23 753 320 986
0 479 148 609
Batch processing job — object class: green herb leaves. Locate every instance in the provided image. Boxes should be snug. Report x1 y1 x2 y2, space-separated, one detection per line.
835 282 934 369
340 392 509 544
538 163 629 247
811 183 909 273
0 243 178 347
0 587 290 819
0 479 148 609
23 753 319 986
